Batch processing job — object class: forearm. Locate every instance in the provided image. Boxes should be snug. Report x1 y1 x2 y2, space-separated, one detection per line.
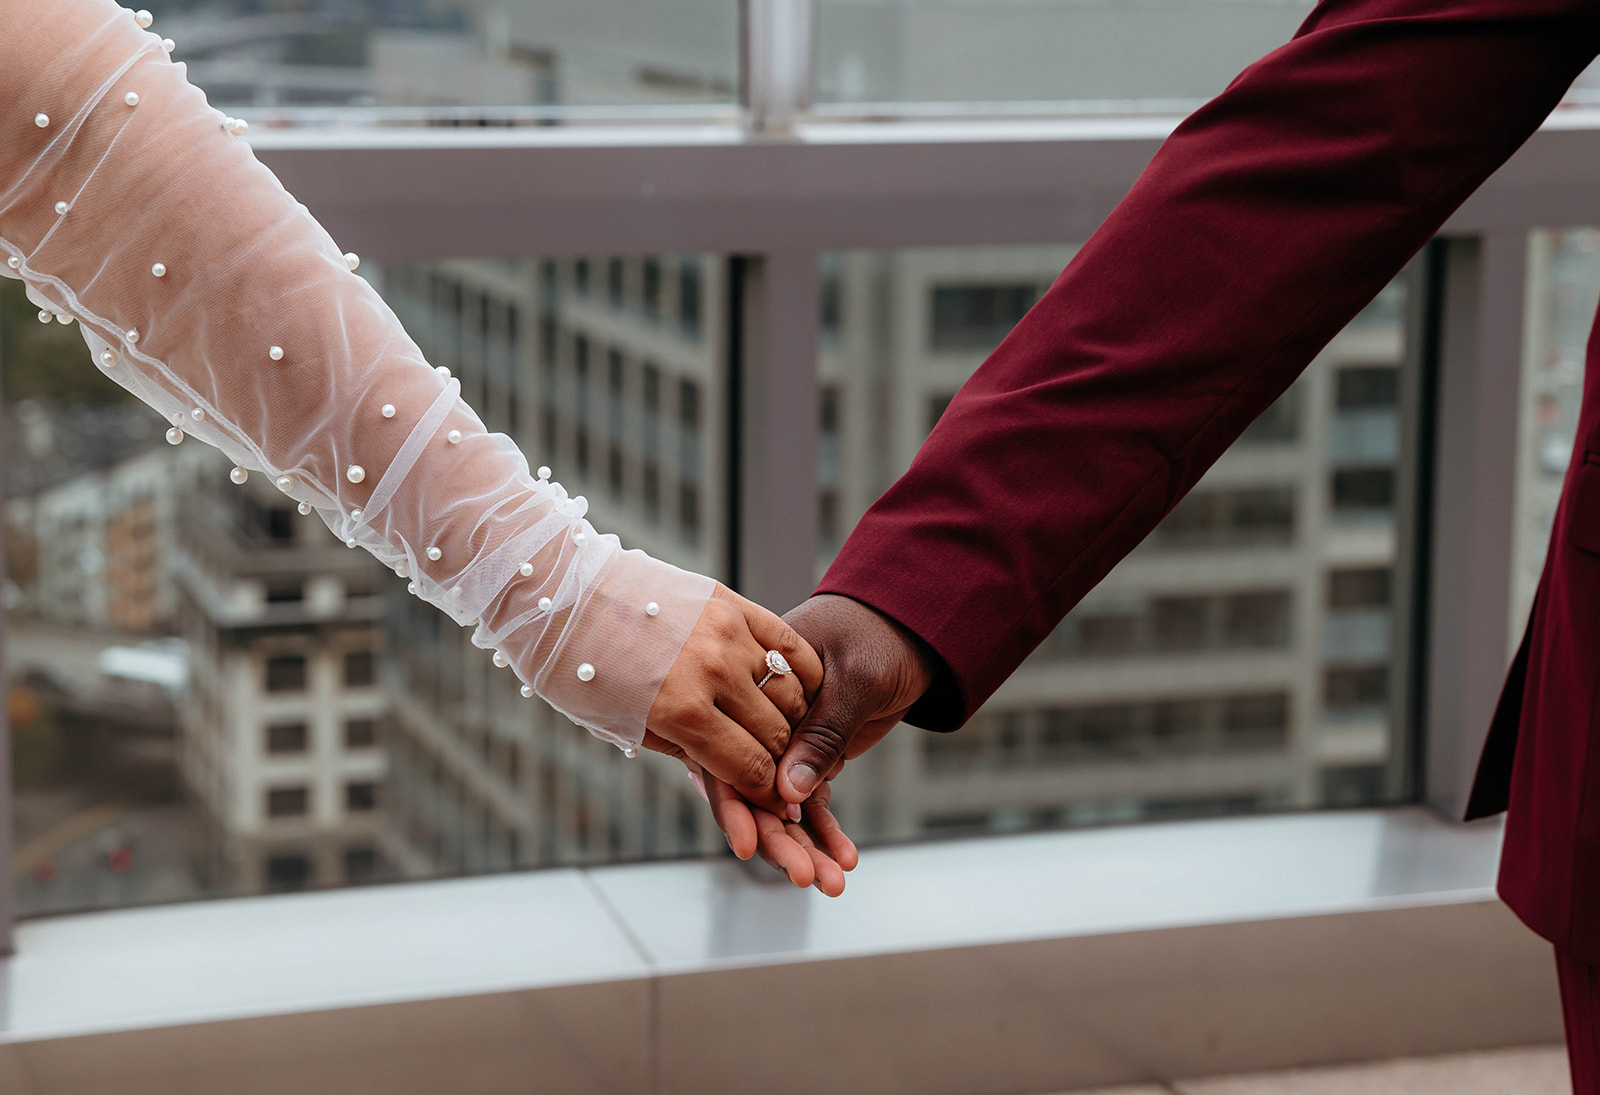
0 0 713 749
820 0 1600 727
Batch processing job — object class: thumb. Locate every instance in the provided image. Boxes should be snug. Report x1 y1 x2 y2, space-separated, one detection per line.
778 679 862 803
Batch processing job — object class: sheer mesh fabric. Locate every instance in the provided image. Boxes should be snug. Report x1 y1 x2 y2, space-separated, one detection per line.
0 0 715 751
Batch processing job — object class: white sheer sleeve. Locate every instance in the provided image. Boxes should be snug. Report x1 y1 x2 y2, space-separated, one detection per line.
0 0 716 753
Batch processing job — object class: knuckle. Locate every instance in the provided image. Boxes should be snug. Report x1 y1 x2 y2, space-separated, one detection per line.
773 624 804 659
782 685 809 727
709 602 744 640
798 721 850 761
740 750 776 791
665 697 712 734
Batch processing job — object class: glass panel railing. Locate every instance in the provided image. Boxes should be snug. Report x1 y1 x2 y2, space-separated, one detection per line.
3 253 728 912
814 0 1312 117
145 0 740 127
1514 229 1598 645
815 244 1417 842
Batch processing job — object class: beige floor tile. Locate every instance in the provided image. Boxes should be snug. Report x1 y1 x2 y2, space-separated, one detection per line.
1174 1045 1569 1095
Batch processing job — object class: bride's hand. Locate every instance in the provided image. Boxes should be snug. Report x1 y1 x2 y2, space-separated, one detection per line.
705 772 858 896
639 585 822 816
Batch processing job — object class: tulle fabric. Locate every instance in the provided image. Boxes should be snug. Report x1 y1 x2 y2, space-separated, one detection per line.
0 0 714 751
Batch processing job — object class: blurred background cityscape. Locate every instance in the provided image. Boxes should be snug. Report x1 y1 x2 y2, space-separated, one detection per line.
3 0 1592 918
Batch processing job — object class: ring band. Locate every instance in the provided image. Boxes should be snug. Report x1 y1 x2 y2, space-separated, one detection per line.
756 649 792 689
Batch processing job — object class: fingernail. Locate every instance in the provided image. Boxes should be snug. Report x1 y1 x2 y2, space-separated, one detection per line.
688 770 708 804
786 802 802 823
789 762 819 797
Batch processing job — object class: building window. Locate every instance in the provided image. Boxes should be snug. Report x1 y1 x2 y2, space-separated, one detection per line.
1072 610 1141 657
930 283 1043 352
344 847 380 884
344 718 377 749
642 461 661 521
1240 385 1301 444
539 313 558 368
574 336 591 477
1325 666 1389 713
924 730 985 773
679 261 702 338
265 853 312 892
1331 467 1395 513
1328 567 1392 610
642 258 662 318
265 722 308 755
265 654 307 693
265 583 303 605
1151 487 1296 549
608 446 624 496
607 349 626 497
680 482 701 544
343 650 375 688
607 257 625 307
346 782 378 812
540 405 557 464
267 786 309 818
1223 591 1292 649
573 258 590 294
679 378 701 432
820 253 843 343
819 490 840 553
1335 365 1400 409
926 392 955 436
241 497 297 545
1151 596 1209 652
1221 692 1290 750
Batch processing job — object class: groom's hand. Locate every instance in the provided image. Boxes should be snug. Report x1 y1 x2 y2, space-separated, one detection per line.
704 594 942 892
775 594 939 802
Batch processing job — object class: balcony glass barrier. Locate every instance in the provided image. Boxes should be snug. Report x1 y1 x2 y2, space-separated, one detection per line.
816 246 1417 843
1514 229 1599 646
3 236 1421 912
4 254 728 911
146 0 740 127
814 0 1313 116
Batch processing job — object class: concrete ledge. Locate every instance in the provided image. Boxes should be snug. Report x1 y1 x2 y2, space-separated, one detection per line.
0 808 1561 1094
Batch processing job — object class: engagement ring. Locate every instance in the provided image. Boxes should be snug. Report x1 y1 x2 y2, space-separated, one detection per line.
757 649 792 689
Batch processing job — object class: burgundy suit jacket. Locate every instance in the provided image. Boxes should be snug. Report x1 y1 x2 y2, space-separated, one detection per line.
818 0 1600 960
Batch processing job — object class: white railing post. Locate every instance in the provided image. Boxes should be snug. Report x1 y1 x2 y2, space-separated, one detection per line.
741 0 816 135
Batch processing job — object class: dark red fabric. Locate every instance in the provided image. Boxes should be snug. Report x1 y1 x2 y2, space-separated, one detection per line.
817 0 1600 957
1558 947 1600 1093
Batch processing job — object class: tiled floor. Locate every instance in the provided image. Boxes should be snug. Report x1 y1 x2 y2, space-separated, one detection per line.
1059 1045 1570 1094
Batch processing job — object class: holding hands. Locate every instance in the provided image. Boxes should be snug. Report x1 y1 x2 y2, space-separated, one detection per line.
647 592 941 896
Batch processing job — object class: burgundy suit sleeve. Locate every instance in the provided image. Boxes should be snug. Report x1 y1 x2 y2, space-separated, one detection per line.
817 0 1600 730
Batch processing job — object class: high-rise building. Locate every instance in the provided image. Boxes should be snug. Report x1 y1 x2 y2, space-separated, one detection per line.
171 449 391 893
